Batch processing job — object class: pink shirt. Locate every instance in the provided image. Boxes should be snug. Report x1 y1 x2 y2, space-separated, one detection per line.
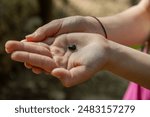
123 82 150 100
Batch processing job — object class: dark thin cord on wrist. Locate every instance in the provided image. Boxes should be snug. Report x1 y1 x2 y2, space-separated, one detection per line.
91 16 108 39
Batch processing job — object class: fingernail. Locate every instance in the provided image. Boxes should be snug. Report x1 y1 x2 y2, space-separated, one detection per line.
20 39 27 42
5 43 11 53
25 34 34 41
5 48 10 53
25 33 36 39
25 34 32 38
52 72 61 79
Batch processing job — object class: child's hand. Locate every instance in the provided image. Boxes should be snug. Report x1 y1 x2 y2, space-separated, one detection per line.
26 16 105 42
5 39 57 74
24 16 107 73
5 33 109 87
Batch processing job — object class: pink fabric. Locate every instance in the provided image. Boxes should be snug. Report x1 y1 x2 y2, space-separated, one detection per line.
123 82 150 100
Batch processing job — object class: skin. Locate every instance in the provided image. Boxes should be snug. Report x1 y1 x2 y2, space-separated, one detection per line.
5 32 150 89
106 41 150 89
100 0 150 45
5 33 109 87
24 0 150 72
5 0 150 88
25 0 150 45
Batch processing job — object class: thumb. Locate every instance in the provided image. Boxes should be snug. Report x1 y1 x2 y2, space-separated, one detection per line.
51 66 90 87
51 68 70 81
26 19 63 42
52 68 73 87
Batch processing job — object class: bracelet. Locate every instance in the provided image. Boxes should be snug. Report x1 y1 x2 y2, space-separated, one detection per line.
91 16 108 39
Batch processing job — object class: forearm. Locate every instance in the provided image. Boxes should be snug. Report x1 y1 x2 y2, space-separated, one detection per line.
105 40 150 89
99 0 150 46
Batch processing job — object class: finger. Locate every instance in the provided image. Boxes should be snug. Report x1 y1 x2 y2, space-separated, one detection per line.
20 39 27 42
11 51 57 72
42 37 55 45
51 66 90 87
5 41 51 57
32 67 43 74
24 62 32 69
55 17 84 36
51 68 71 87
24 62 43 74
25 19 63 42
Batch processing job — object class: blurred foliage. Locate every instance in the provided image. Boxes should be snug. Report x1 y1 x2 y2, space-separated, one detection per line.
0 0 129 99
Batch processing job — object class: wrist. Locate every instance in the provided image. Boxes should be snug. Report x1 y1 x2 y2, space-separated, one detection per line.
93 35 112 71
85 16 107 38
103 40 134 74
102 40 120 72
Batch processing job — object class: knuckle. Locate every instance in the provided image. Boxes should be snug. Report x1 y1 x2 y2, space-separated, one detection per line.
51 19 61 24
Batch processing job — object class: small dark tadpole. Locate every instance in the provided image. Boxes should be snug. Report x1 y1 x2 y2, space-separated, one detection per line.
68 44 76 51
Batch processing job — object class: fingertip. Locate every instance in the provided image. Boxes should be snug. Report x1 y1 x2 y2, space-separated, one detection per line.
5 46 10 54
25 33 34 38
25 36 34 42
5 41 12 53
32 68 42 74
24 62 32 69
51 68 70 79
51 68 61 79
11 51 23 62
10 52 17 61
20 39 27 42
5 40 18 53
52 68 74 87
25 32 37 41
26 32 43 42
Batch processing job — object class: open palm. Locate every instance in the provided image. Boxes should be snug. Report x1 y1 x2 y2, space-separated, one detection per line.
5 33 109 87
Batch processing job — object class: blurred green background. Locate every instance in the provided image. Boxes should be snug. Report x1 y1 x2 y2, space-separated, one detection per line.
0 0 139 99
